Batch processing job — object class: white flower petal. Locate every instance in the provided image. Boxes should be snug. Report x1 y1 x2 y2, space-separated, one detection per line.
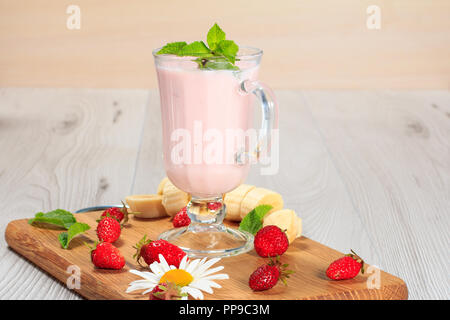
186 258 201 274
129 269 154 279
197 266 224 278
183 286 204 300
149 261 163 274
179 255 188 270
201 273 229 281
158 254 171 271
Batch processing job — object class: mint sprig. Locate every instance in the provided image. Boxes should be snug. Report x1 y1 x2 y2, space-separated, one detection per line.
29 209 91 250
28 209 77 229
239 205 273 235
157 23 239 70
58 222 90 249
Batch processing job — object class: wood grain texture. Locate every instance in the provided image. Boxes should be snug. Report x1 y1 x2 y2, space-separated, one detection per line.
0 88 448 299
5 211 408 300
303 90 450 300
0 88 149 299
0 0 449 89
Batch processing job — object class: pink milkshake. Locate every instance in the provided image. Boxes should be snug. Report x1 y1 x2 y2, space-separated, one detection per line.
156 56 259 197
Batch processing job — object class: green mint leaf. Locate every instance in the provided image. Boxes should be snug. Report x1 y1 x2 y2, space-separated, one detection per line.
157 42 187 55
156 24 240 71
216 40 239 63
28 209 77 229
179 41 212 57
58 222 90 249
207 23 226 51
239 204 273 235
194 57 239 71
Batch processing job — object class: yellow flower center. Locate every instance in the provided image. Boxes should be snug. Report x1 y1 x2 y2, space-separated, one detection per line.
159 269 193 287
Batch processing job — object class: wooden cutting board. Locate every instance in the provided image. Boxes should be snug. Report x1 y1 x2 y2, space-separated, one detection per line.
5 211 408 300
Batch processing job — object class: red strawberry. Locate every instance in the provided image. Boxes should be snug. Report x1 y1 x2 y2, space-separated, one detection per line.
96 216 121 243
149 282 186 300
254 225 289 257
249 257 293 291
207 201 222 211
133 235 186 268
326 250 365 280
100 201 134 224
90 242 125 270
101 207 125 222
173 207 190 228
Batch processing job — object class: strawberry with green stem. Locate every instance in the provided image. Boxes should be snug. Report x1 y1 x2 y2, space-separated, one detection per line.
249 256 294 291
133 234 186 268
326 249 365 280
86 241 125 270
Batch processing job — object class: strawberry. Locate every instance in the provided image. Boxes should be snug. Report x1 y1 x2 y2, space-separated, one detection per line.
172 207 190 228
249 257 293 291
207 201 222 211
96 216 121 243
133 235 186 268
326 250 365 280
254 225 289 257
100 201 134 224
90 242 125 270
149 282 186 300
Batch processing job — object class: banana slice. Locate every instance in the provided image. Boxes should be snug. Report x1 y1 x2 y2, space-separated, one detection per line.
162 180 190 217
296 217 302 238
224 184 256 221
157 177 170 195
263 209 298 243
240 187 283 219
125 194 167 219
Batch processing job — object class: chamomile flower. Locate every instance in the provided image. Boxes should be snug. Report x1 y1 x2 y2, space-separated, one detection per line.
126 254 229 300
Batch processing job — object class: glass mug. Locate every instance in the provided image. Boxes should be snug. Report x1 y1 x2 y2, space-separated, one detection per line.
153 47 278 258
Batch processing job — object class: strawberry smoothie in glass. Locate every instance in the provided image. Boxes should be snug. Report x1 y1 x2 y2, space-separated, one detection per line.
154 46 278 258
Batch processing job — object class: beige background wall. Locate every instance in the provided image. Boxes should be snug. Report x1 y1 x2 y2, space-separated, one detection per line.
0 0 449 89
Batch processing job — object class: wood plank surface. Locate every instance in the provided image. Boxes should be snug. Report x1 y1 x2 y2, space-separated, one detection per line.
303 91 450 300
0 88 149 299
0 0 449 89
4 211 408 300
0 88 448 299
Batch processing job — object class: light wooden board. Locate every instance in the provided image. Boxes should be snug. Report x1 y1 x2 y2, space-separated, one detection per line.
0 88 149 299
5 211 408 300
0 0 449 89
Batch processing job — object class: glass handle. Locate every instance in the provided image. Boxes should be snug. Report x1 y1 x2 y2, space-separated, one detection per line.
235 80 279 165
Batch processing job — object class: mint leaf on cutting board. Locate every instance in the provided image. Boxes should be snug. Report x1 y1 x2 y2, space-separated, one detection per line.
58 222 91 249
239 205 273 235
28 209 77 229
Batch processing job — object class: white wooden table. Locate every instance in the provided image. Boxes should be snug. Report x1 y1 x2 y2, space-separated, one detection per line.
0 88 448 300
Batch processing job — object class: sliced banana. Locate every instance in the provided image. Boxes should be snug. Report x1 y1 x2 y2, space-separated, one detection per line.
157 177 170 195
263 209 298 243
162 180 190 217
224 184 256 221
125 194 167 219
240 187 283 219
296 217 302 238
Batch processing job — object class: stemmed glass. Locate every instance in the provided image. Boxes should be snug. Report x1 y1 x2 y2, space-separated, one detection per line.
154 47 278 258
